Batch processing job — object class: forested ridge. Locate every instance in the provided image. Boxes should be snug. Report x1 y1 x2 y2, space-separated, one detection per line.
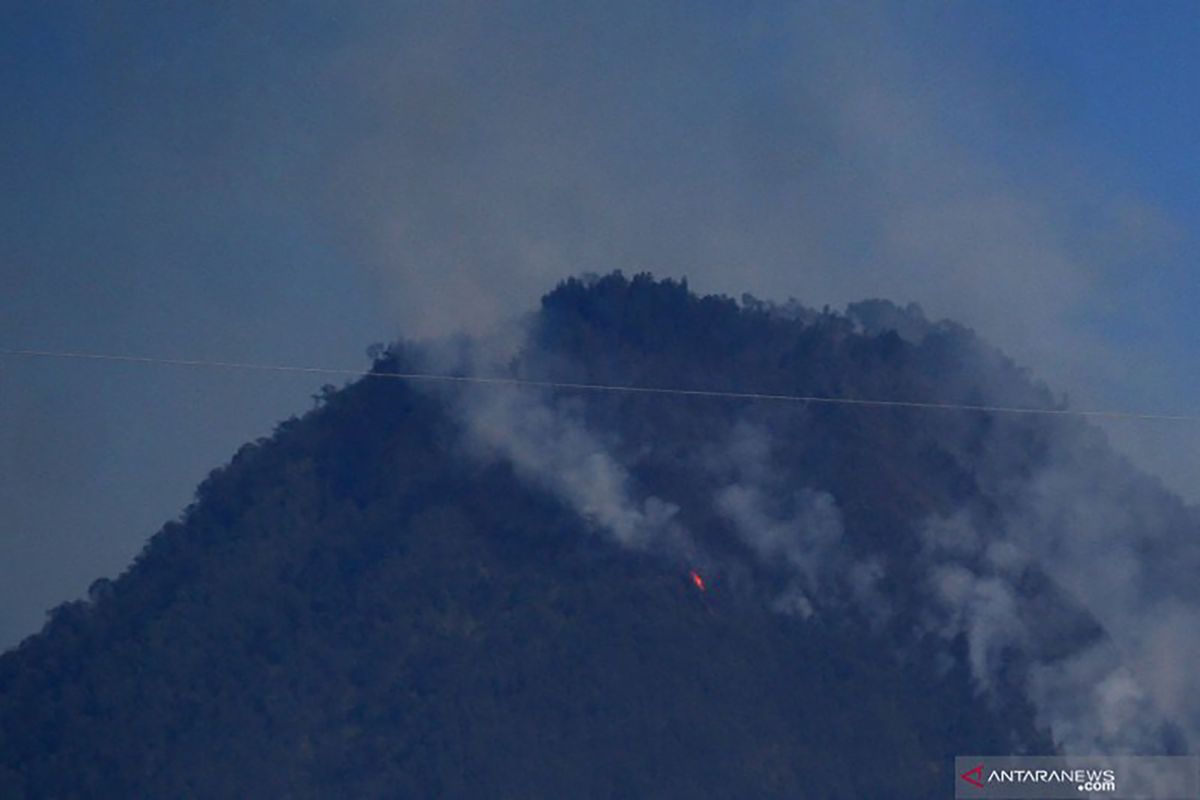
7 273 1181 798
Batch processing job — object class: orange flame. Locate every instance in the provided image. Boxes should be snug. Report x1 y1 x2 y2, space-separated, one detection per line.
689 570 706 592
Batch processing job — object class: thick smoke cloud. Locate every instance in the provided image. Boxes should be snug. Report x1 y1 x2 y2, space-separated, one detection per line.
305 2 1199 504
912 416 1200 754
460 385 685 552
1011 427 1200 754
408 322 685 553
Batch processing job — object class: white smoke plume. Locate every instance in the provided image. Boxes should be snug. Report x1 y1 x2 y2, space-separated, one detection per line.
459 384 686 552
707 420 885 618
916 417 1200 754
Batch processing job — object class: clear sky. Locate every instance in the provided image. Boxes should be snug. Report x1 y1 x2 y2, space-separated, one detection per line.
3 1 1199 650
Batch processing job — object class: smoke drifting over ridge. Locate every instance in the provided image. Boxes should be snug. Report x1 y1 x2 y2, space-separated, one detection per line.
916 420 1200 754
324 1 1199 508
316 3 1197 491
4 0 1199 654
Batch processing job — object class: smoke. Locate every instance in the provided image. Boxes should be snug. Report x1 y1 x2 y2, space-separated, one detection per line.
460 385 684 551
1027 646 1167 756
307 1 1198 496
403 322 684 552
913 416 1200 754
1010 426 1200 754
435 330 876 615
927 564 1027 694
377 2 1192 504
707 421 850 617
451 373 879 624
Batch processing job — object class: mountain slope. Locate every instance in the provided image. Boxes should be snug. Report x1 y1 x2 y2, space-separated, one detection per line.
4 273 1193 797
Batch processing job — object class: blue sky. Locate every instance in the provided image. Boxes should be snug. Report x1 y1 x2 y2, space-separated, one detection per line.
1012 2 1200 338
2 1 1199 649
1020 3 1200 206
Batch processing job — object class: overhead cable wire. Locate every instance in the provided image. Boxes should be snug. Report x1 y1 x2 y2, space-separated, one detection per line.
2 347 1198 423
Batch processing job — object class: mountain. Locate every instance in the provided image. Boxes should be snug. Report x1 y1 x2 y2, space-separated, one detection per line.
1 273 1194 798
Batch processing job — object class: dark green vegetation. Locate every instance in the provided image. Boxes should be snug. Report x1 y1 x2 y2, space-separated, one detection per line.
1 274 1093 798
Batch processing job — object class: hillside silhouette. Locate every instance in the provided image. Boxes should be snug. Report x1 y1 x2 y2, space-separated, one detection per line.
5 273 1194 798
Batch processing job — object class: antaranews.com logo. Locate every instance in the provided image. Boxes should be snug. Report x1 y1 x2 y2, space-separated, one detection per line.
960 762 1115 793
954 756 1199 799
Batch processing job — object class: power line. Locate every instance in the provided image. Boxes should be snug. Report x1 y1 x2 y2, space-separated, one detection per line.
2 346 1198 424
